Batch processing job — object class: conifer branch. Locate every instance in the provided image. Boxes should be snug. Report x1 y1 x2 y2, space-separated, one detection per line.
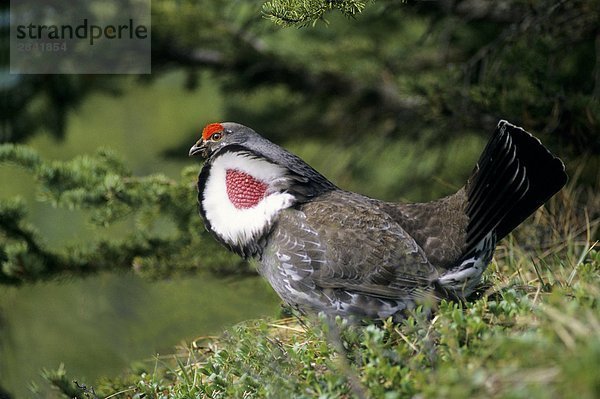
0 145 250 285
262 0 368 27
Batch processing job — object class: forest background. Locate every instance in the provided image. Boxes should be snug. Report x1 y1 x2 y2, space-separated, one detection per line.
0 0 598 397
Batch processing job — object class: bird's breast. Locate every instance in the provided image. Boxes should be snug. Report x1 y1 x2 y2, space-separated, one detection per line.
199 151 296 252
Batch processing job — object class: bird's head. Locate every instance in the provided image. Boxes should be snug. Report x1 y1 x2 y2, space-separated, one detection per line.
188 122 258 159
189 122 335 195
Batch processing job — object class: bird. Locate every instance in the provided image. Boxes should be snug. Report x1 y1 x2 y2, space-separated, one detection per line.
189 120 567 321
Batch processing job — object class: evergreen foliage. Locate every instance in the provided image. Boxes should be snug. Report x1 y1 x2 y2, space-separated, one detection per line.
263 0 368 27
0 144 246 285
2 0 599 161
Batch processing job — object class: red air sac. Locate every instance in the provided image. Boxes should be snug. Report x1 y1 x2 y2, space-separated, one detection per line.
225 169 268 209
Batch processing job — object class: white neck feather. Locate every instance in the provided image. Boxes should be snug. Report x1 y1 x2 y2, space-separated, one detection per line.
202 152 295 249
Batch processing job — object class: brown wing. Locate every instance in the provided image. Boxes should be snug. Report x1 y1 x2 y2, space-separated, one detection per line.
268 190 438 301
374 189 470 270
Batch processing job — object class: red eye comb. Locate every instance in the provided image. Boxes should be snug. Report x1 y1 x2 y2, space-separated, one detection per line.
202 123 224 140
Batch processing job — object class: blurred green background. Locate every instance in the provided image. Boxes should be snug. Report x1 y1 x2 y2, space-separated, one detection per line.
1 0 598 397
0 73 283 397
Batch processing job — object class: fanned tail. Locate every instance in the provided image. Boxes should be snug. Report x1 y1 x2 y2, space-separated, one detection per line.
464 120 568 254
438 120 567 296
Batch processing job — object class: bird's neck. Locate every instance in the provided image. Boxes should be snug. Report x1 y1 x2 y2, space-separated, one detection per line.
198 151 296 257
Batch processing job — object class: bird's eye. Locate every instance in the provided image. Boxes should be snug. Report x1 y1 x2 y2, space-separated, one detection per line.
210 132 223 141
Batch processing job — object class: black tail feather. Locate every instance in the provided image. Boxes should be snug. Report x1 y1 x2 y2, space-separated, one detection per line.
464 121 567 252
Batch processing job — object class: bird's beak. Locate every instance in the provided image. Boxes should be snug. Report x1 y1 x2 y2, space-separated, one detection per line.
189 139 207 157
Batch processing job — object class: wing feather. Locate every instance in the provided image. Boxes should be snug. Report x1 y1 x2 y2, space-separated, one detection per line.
262 191 438 303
